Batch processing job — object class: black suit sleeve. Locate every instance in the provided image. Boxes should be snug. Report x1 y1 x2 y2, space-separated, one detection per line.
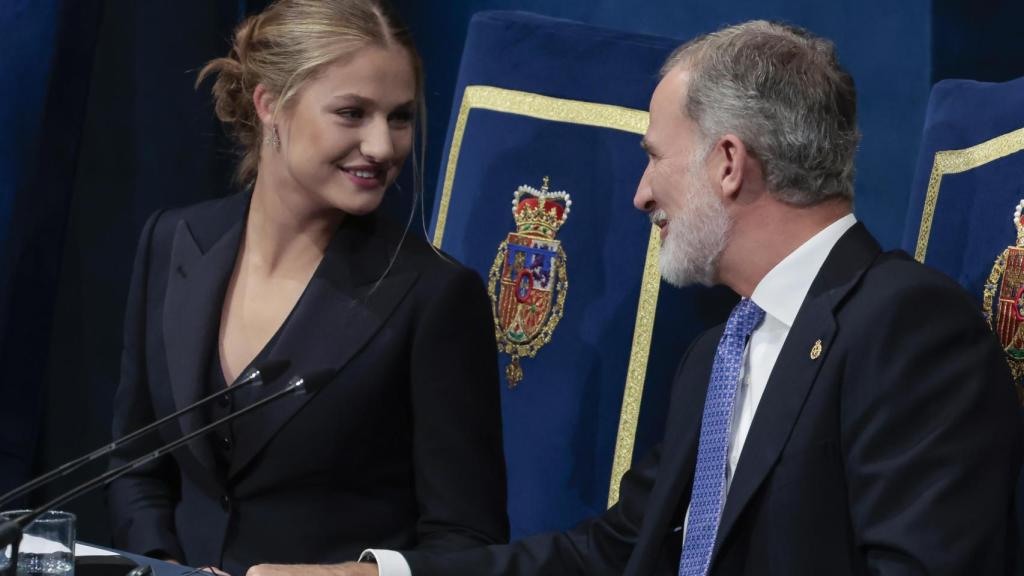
842 278 1021 574
106 210 185 562
402 327 707 575
403 440 661 576
407 265 509 550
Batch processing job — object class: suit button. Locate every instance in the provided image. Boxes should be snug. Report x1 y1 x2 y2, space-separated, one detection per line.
221 436 232 451
221 495 231 511
218 394 230 408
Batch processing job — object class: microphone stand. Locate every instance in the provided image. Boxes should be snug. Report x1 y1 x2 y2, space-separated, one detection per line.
0 370 331 576
0 359 289 509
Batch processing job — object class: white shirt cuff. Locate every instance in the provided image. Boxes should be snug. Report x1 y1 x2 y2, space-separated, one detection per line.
360 549 412 576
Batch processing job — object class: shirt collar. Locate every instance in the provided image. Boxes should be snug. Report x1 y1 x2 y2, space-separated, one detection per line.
750 213 858 327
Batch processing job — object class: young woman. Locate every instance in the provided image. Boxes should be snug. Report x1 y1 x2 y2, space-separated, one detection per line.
107 2 508 574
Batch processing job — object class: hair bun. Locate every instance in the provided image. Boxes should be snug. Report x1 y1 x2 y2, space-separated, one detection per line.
196 14 262 158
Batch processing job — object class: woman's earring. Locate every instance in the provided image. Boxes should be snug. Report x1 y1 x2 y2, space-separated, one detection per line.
268 125 281 151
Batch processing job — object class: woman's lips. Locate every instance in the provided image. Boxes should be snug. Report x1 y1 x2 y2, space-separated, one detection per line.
339 165 385 188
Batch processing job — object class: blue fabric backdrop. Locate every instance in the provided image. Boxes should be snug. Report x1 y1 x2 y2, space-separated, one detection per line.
0 0 98 502
0 0 61 499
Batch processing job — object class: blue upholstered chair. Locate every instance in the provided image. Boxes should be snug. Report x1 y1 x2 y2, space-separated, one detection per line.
427 11 733 539
902 75 1024 395
901 74 1024 560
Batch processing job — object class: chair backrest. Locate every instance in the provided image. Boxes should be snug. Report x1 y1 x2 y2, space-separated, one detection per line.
901 74 1024 558
902 75 1024 396
429 11 733 539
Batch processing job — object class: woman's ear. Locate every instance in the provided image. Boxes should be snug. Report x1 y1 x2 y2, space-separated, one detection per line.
252 83 277 126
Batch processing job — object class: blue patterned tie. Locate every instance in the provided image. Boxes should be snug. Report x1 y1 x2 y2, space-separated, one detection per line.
679 298 765 576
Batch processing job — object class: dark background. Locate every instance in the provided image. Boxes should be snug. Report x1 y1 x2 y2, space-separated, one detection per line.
1 0 1022 544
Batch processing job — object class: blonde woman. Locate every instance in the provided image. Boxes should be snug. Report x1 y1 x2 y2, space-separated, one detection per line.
107 1 508 574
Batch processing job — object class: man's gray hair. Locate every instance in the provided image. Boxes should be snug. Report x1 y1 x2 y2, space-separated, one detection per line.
662 21 860 206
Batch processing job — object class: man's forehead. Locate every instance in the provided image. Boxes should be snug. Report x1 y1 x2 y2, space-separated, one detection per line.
651 66 689 114
645 66 691 143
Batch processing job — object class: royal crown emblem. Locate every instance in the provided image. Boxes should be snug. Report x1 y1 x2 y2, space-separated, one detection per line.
982 199 1024 404
488 177 571 388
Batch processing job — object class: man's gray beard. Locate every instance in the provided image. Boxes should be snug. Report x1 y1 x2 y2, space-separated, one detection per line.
657 174 731 288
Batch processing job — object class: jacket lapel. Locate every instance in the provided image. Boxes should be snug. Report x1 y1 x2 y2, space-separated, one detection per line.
709 224 881 563
627 329 721 576
162 195 249 470
226 215 419 480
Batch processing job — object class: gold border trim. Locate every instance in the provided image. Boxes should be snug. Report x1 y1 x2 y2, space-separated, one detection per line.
607 225 662 507
914 126 1024 262
431 85 658 507
433 86 649 248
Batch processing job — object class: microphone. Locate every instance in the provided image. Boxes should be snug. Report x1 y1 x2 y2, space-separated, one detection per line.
0 359 290 509
0 369 334 559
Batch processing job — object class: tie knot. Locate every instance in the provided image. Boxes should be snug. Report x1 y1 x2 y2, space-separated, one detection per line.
724 298 765 340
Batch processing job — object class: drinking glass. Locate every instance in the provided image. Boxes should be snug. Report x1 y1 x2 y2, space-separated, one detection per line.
0 510 75 576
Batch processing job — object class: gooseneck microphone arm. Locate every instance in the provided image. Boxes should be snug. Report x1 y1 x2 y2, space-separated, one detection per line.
0 359 290 509
0 369 333 555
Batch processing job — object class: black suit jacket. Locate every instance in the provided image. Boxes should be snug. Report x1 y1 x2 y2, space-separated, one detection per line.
108 192 509 575
405 223 1021 575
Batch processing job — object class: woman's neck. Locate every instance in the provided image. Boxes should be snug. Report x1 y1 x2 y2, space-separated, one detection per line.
245 175 344 276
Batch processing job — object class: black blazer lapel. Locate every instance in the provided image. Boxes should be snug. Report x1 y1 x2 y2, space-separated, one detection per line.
227 215 419 480
711 224 881 564
162 197 248 470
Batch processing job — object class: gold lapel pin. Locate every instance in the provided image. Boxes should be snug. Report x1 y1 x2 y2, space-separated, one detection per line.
810 339 823 360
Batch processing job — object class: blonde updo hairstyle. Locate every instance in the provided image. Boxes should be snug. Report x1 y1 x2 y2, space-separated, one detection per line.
198 0 424 189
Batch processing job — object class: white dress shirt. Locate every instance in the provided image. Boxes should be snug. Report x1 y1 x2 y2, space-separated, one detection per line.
365 213 858 576
728 213 856 491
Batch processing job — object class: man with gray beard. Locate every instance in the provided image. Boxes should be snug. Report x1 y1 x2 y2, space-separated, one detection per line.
251 19 1021 576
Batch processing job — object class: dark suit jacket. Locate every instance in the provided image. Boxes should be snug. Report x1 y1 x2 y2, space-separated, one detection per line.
107 192 509 575
405 223 1021 575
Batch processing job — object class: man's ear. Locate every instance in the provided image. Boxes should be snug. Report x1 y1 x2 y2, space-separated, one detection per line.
252 83 277 126
711 134 749 202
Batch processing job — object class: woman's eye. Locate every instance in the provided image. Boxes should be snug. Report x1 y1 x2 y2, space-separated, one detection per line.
389 110 414 126
336 108 364 120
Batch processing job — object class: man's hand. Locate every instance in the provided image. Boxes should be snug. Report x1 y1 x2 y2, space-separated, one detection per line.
246 563 378 576
192 567 231 576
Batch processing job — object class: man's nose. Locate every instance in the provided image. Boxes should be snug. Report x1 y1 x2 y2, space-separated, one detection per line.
633 165 654 212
